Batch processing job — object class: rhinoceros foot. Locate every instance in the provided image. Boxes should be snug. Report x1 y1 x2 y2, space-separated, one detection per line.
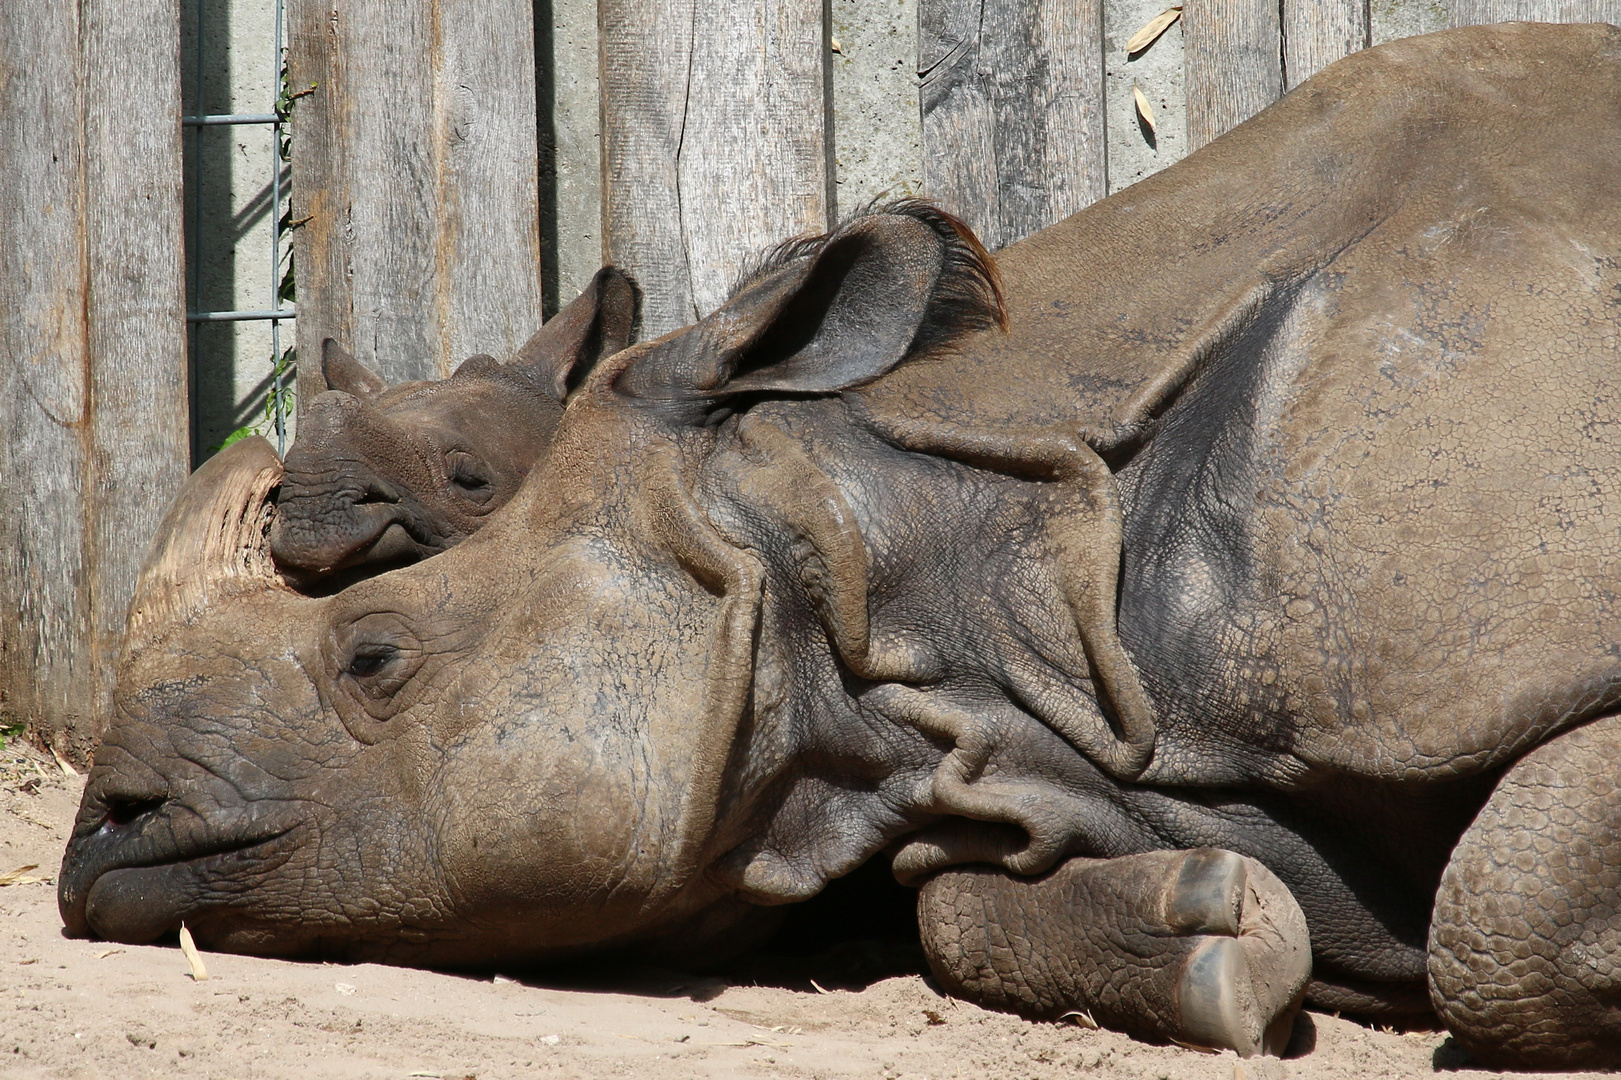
1429 715 1621 1070
918 848 1310 1057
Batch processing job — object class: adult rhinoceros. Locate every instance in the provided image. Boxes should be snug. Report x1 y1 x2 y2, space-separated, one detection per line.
60 22 1621 1068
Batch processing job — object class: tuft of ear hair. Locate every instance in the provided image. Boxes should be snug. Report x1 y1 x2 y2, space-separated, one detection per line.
732 198 1008 350
613 200 1005 407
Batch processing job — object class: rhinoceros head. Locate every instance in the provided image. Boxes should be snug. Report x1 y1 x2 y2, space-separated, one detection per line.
62 203 1149 965
270 266 638 585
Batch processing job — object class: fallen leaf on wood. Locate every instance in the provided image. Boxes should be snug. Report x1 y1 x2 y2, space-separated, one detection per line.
178 922 210 981
1126 6 1182 55
830 36 844 54
1133 83 1158 134
0 864 43 886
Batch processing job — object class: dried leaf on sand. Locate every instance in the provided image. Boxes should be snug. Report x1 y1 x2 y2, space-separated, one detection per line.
179 922 210 981
0 864 48 886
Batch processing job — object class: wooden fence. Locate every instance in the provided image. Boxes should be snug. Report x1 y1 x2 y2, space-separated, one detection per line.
3 0 1619 756
0 0 190 760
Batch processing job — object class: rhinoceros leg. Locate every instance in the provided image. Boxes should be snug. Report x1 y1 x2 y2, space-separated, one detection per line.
1429 715 1621 1069
918 848 1310 1056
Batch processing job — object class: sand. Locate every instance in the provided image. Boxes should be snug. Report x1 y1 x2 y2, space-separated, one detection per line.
2 740 1606 1080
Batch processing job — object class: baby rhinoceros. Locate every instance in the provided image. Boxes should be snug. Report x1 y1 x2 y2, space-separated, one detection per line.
270 267 637 584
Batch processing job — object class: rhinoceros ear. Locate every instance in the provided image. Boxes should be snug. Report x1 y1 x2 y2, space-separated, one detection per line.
616 201 1003 404
321 339 388 401
510 266 641 401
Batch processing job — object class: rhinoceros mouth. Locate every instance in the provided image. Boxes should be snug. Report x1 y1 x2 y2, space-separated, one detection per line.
59 808 302 944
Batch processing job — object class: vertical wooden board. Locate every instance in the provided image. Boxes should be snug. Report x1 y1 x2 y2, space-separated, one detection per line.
1183 0 1283 150
81 0 191 752
289 0 543 401
1452 0 1621 22
601 0 829 337
435 0 545 364
679 0 830 317
920 0 1000 242
343 0 441 381
0 0 188 755
921 0 1106 251
0 0 91 749
1283 0 1368 89
599 0 695 338
1011 0 1107 233
1371 1 1448 47
288 0 352 403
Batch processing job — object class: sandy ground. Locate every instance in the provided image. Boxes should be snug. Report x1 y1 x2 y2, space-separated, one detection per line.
2 740 1608 1080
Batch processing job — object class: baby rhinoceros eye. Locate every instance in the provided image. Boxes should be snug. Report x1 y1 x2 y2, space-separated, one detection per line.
445 450 495 505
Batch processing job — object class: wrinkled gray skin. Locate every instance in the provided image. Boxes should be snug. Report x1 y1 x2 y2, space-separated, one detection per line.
270 266 637 584
60 25 1621 1069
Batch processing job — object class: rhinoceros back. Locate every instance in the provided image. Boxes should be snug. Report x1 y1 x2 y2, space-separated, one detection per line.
857 22 1621 784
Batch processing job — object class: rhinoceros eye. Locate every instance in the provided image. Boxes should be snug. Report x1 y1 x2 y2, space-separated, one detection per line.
345 644 396 679
446 450 495 506
334 614 425 705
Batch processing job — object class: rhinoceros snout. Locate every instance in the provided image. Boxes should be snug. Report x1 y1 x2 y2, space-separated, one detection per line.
270 485 426 578
59 787 304 944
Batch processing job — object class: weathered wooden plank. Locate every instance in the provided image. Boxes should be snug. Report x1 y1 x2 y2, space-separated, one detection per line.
1283 0 1368 88
600 0 830 337
1183 0 1283 150
0 0 189 758
82 0 191 755
543 0 606 312
920 0 1107 250
1452 0 1621 23
288 0 543 400
0 0 90 755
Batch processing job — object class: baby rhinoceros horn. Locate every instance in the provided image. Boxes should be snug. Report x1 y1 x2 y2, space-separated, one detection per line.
122 436 288 663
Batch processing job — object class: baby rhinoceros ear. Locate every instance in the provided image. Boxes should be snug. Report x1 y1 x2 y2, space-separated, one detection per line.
615 200 1005 404
321 339 389 401
510 265 640 401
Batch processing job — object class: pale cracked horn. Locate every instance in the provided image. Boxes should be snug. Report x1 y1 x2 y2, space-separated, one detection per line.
120 436 288 664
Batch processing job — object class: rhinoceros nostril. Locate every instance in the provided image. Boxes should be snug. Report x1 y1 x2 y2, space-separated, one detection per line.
102 795 167 830
357 479 401 505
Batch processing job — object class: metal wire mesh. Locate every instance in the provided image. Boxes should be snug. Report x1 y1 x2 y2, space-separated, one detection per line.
183 0 294 460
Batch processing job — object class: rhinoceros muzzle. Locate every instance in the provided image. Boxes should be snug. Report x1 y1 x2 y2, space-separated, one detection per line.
59 796 304 944
59 437 321 946
272 472 444 581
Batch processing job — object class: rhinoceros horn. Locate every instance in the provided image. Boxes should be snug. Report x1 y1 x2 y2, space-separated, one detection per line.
121 436 288 662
